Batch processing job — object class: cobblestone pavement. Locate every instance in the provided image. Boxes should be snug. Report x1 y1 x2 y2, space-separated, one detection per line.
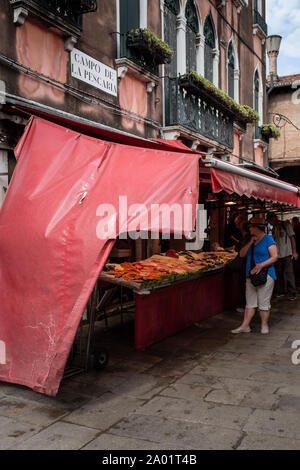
1 295 300 450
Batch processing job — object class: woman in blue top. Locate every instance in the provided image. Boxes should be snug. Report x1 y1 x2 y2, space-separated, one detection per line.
231 217 278 335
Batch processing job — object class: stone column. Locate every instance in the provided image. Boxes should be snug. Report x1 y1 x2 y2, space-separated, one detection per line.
234 68 240 103
176 15 187 75
213 48 220 87
196 33 205 76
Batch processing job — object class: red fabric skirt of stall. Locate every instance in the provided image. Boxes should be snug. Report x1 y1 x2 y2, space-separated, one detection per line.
134 271 241 350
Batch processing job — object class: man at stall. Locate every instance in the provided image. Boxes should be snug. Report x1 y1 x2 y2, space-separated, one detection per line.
267 214 298 301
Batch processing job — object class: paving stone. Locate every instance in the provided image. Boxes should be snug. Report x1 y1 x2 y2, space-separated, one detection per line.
275 395 300 413
210 352 241 361
184 339 231 355
137 396 252 430
109 414 242 450
190 362 261 380
176 373 224 388
63 392 145 430
249 370 300 386
243 409 300 440
0 395 71 426
60 378 110 398
239 385 280 410
0 397 33 418
147 358 198 378
113 355 164 373
0 416 43 450
176 373 261 392
0 383 45 403
238 352 293 365
237 433 300 450
223 337 288 352
82 433 185 450
204 389 248 406
110 373 171 400
159 383 212 401
34 389 92 411
10 421 99 450
276 385 300 398
71 371 128 388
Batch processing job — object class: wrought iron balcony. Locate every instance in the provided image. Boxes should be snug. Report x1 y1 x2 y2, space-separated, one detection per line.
165 78 234 149
10 0 97 34
253 9 268 37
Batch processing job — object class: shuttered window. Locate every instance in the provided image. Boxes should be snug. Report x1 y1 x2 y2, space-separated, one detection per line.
228 42 235 99
164 0 179 126
204 15 215 83
185 0 198 72
120 0 140 57
254 70 260 113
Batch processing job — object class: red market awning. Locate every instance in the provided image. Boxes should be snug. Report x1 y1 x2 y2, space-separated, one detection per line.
0 117 200 396
5 100 195 154
209 160 300 207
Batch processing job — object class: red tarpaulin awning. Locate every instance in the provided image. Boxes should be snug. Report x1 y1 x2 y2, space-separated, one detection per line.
0 117 200 396
210 166 300 207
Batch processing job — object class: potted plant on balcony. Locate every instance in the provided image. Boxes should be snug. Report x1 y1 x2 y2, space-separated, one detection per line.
179 70 260 124
261 124 281 139
127 28 174 65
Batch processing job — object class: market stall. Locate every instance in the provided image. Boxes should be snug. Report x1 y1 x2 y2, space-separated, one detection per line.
0 116 200 396
1 115 300 397
98 250 240 350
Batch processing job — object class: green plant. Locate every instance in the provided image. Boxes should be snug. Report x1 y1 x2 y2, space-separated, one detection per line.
127 28 174 64
261 123 281 139
179 70 260 124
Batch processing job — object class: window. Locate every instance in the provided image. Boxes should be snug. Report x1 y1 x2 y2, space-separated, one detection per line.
204 15 215 84
228 42 235 99
119 0 140 58
253 0 262 14
227 39 239 102
254 67 263 127
185 0 198 73
164 0 179 78
254 70 260 114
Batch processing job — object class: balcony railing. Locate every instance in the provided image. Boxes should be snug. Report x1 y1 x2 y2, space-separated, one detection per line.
253 9 268 37
10 0 97 33
120 33 159 77
165 78 234 149
34 0 82 29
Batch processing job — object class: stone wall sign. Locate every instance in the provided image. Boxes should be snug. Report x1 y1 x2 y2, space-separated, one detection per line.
71 48 117 97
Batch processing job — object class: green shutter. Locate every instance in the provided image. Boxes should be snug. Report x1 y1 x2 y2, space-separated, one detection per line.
120 0 140 57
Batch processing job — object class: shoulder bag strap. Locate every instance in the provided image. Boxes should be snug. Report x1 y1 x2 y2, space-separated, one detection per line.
251 244 255 269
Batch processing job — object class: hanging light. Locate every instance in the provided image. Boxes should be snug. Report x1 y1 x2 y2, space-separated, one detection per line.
225 201 237 206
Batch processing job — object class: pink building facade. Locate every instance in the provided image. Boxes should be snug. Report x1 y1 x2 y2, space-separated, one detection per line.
0 0 269 207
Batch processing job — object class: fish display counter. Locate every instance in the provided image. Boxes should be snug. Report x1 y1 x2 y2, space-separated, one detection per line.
99 250 242 350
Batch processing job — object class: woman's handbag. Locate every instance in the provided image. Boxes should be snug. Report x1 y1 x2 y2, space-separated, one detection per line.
250 244 268 287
